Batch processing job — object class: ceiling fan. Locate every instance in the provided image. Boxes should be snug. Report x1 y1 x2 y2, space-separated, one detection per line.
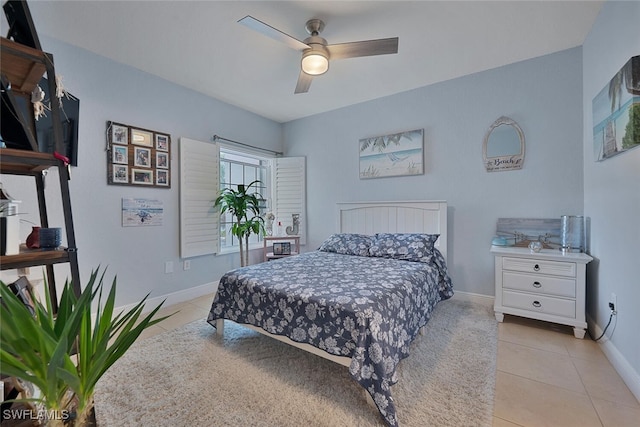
238 15 399 94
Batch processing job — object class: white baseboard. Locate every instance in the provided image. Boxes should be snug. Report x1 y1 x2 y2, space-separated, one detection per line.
451 290 494 308
587 313 640 404
116 281 218 315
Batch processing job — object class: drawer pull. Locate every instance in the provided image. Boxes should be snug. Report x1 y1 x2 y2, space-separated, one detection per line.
532 281 542 288
533 264 540 271
532 301 542 308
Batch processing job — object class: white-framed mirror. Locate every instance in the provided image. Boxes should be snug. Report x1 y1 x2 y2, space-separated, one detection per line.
482 116 525 172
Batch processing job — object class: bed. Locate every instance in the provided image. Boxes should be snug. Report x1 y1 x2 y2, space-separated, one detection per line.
207 201 453 426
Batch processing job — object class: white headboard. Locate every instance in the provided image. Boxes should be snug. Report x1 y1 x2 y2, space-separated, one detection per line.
336 200 448 260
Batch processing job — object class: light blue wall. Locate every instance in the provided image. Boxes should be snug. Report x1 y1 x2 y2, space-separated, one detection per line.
582 0 640 397
1 36 282 306
284 48 584 297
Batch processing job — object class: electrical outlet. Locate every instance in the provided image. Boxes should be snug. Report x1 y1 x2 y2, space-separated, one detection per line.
165 261 173 274
183 260 191 270
609 293 617 312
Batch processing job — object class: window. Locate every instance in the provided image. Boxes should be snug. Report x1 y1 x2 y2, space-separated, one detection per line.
179 137 305 258
218 148 270 251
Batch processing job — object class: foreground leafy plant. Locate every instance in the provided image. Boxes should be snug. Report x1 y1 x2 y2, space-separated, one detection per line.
0 268 171 426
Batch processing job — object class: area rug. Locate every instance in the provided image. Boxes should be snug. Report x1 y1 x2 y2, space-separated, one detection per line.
94 298 497 426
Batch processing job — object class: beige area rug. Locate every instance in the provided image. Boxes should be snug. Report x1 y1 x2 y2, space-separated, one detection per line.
94 299 497 426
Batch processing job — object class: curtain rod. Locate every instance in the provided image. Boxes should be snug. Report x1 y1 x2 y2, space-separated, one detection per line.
211 135 283 156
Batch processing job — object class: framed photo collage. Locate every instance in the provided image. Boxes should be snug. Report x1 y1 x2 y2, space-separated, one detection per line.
107 121 171 188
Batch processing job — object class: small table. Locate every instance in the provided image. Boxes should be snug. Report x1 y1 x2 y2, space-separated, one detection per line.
263 236 300 262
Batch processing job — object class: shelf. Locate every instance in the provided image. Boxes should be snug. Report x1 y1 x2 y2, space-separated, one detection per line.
1 247 70 271
0 37 48 94
0 148 63 174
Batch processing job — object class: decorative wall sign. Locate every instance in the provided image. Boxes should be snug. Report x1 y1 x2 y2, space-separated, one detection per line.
482 116 525 172
106 121 171 188
592 55 640 161
359 129 424 179
122 198 163 227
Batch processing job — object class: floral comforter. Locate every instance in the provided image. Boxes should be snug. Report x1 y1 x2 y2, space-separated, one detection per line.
207 250 453 426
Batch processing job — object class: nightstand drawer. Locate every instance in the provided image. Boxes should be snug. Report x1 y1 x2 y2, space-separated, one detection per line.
503 271 576 298
503 257 576 277
503 290 575 318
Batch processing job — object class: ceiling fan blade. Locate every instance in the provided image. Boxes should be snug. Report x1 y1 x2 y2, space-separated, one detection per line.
238 15 309 51
294 71 313 94
327 37 398 60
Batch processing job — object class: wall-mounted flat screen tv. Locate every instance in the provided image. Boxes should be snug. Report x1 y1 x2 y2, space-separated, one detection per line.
35 77 80 166
1 77 80 166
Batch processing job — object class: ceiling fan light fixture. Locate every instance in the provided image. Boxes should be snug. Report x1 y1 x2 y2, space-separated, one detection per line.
301 49 329 76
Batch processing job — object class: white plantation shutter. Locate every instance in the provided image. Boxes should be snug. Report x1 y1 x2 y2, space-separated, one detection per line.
272 157 306 245
179 137 219 258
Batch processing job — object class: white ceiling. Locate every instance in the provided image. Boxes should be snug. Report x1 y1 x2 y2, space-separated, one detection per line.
25 1 603 123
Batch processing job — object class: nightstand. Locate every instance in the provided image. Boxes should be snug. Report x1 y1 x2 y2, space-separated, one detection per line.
491 246 593 338
263 236 300 262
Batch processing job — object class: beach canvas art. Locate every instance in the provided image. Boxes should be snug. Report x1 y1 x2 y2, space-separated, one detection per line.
592 56 640 161
359 129 424 179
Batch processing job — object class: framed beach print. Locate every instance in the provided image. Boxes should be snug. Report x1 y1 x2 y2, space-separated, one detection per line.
593 56 639 161
106 121 171 188
359 129 424 179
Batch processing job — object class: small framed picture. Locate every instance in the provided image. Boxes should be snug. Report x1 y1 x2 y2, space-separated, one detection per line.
273 242 291 255
134 147 151 168
156 134 169 151
131 128 153 147
132 168 153 185
112 165 128 183
156 169 169 186
156 152 169 169
111 123 129 145
112 145 128 164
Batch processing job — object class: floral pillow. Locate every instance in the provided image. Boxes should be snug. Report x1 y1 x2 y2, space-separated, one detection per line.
318 233 373 257
368 233 440 263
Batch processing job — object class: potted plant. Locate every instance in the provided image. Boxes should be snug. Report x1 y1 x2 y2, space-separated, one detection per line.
0 268 171 426
214 179 265 267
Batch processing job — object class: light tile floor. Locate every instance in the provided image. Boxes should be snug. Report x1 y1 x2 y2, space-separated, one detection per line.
493 315 640 427
142 294 640 427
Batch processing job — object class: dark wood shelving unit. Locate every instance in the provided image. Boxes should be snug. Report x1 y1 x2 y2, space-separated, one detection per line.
1 36 81 309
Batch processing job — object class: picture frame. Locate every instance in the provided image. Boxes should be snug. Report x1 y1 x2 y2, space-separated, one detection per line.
156 152 169 169
106 121 171 188
122 198 163 227
156 169 169 186
156 134 169 151
273 242 291 255
112 165 128 183
592 55 639 161
112 145 128 164
359 129 424 179
111 124 129 145
134 147 151 168
132 168 153 185
131 128 153 147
